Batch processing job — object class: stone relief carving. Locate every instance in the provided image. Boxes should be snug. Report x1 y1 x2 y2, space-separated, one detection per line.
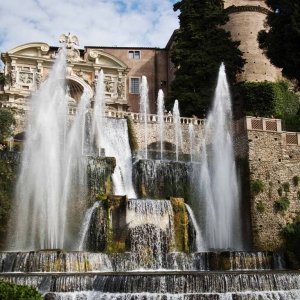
10 66 17 87
36 69 42 88
59 33 82 62
19 72 34 84
117 78 125 98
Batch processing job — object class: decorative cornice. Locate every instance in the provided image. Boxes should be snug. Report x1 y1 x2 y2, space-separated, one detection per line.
225 5 270 15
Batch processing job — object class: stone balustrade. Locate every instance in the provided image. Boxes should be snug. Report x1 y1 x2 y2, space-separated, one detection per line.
106 110 206 126
236 116 300 146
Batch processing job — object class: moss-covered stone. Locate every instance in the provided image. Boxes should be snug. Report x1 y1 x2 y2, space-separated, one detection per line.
171 197 189 253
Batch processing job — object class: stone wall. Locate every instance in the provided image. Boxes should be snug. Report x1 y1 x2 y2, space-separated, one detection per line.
235 117 300 251
132 118 205 157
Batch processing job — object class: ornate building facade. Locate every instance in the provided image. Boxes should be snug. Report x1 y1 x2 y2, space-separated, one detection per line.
0 1 283 135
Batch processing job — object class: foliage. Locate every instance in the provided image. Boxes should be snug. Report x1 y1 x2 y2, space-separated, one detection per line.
258 1 300 84
256 201 266 213
277 187 283 197
236 81 300 119
0 280 42 300
0 153 18 249
168 0 245 117
126 116 138 152
250 179 264 196
274 196 290 211
282 214 300 267
292 176 299 187
283 115 300 132
0 108 16 143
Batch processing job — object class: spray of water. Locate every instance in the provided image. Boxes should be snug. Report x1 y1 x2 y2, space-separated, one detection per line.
157 89 165 160
199 63 243 250
140 76 149 159
188 123 195 162
172 100 182 161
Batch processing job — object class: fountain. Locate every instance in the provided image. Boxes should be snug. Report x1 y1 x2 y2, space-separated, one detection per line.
157 89 165 160
173 100 182 161
140 76 149 159
198 63 243 250
1 52 300 300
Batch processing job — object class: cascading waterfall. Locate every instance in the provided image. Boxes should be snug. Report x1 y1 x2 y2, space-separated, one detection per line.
77 202 100 251
101 118 136 198
126 199 175 269
92 71 136 198
185 204 205 252
199 63 243 250
173 100 182 161
157 89 165 160
140 76 149 159
8 49 68 250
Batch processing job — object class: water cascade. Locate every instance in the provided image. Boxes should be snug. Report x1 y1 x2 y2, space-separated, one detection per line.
140 76 149 159
92 71 136 198
173 100 182 161
101 118 136 198
185 204 205 252
157 89 165 160
77 202 100 251
199 63 243 250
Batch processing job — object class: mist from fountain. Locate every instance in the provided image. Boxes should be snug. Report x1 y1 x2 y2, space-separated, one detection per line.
172 100 182 161
140 76 149 159
157 89 165 160
199 63 243 250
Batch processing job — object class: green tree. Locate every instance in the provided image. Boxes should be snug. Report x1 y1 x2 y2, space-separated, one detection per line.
0 281 42 300
0 108 15 143
258 1 300 84
169 0 245 117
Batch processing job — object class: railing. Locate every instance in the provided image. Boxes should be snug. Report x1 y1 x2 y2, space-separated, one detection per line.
105 110 206 126
242 116 300 146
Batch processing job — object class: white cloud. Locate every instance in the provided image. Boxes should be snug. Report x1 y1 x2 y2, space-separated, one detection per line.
0 0 179 53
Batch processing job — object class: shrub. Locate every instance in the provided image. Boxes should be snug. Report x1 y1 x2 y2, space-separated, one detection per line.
236 81 300 119
0 280 42 300
274 197 290 212
0 108 15 143
126 116 138 152
256 201 266 213
251 179 264 196
277 187 283 196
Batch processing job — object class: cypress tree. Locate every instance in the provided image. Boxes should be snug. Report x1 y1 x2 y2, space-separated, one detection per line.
169 0 245 117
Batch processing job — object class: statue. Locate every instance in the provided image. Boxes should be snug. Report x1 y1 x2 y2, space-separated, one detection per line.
117 79 125 98
59 33 81 62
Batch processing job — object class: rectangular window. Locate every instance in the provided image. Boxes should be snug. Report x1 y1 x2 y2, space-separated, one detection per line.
130 77 140 94
128 50 141 60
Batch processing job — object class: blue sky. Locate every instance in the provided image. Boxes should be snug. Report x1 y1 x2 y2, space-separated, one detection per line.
0 0 179 54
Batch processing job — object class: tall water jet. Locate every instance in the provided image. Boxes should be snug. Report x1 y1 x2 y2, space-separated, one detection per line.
199 63 243 250
172 100 182 161
8 49 68 250
92 69 105 154
61 89 91 248
157 89 165 160
140 76 149 159
188 123 195 162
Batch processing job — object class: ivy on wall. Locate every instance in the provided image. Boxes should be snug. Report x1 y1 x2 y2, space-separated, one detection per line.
235 81 300 131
